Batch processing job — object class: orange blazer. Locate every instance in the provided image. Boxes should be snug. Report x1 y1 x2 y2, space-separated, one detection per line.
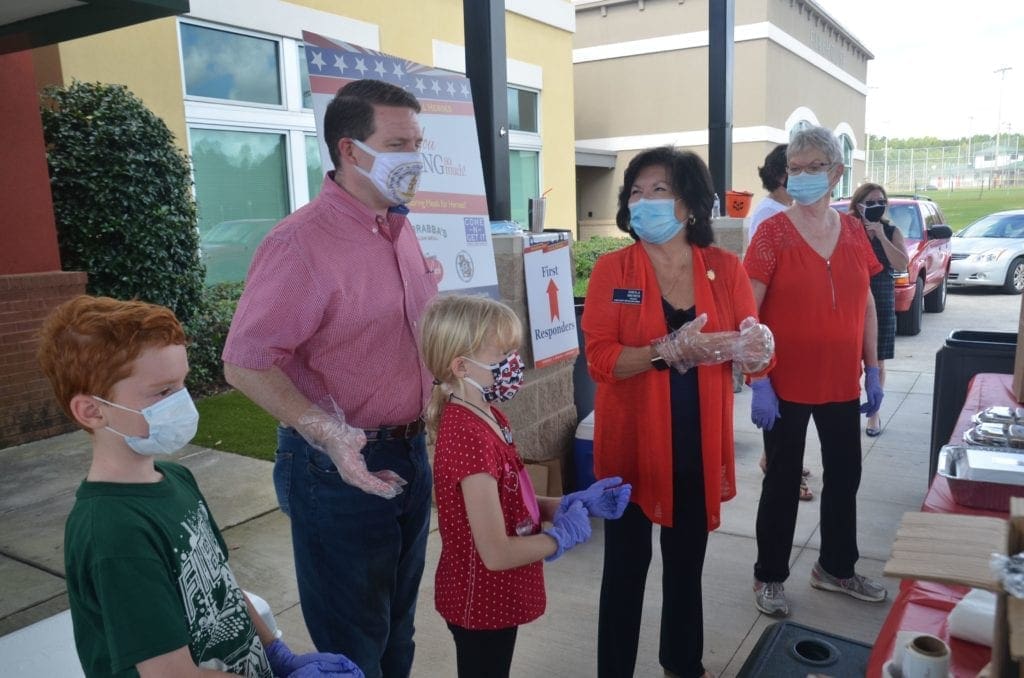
582 241 763 529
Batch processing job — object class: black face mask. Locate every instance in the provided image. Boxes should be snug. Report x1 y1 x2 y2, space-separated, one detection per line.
862 205 886 222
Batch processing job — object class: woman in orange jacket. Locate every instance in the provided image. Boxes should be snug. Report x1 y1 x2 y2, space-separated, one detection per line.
582 147 774 678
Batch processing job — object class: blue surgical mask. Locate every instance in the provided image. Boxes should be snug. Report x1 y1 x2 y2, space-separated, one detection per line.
94 388 199 456
786 171 832 205
629 199 684 244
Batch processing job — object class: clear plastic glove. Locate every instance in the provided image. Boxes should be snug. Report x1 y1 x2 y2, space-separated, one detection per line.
860 365 884 416
734 317 775 374
265 638 365 678
558 476 631 520
651 313 716 374
751 379 780 431
544 500 592 562
294 399 406 499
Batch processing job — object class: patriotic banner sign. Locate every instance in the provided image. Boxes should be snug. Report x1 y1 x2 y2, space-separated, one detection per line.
303 31 499 296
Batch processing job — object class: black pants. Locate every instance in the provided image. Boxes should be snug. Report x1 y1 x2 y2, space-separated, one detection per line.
446 622 518 678
597 471 708 678
754 398 862 583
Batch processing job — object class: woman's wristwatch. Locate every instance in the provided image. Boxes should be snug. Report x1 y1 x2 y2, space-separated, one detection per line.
650 353 670 371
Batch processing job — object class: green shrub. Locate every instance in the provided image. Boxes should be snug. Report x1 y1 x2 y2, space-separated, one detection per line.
573 236 632 297
41 81 205 324
184 281 244 396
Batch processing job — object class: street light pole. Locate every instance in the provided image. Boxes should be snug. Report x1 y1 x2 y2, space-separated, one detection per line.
994 66 1012 174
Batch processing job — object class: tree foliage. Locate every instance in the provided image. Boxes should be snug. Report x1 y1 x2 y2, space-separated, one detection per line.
41 81 204 324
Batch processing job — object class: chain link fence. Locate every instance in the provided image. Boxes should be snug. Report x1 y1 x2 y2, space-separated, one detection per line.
864 143 1024 192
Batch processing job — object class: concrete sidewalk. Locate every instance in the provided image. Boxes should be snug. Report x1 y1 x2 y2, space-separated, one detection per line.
3 288 1019 676
0 380 930 677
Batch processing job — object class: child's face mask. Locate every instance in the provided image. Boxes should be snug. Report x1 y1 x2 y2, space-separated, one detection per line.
94 388 199 456
463 351 525 403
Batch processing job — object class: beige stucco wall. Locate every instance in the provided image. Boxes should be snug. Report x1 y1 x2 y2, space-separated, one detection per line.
573 0 870 230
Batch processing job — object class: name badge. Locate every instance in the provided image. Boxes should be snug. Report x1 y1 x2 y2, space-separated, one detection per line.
612 288 643 305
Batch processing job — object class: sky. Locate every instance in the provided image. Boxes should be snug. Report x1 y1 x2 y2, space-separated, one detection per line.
813 0 1024 141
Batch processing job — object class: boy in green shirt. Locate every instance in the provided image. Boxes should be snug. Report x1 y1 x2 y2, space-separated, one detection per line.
37 295 362 678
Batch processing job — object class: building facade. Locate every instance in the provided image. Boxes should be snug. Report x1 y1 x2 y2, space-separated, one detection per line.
33 0 577 239
573 0 872 237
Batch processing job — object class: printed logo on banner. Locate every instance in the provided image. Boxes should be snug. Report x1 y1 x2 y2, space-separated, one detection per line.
463 217 487 245
414 223 448 240
455 250 475 282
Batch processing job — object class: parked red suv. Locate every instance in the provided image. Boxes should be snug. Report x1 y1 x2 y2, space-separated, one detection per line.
832 196 953 336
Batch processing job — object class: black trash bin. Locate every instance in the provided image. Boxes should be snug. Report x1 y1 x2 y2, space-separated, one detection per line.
573 298 595 423
930 330 1017 479
736 621 871 677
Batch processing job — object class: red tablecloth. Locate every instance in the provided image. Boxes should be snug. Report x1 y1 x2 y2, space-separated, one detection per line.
866 373 1019 677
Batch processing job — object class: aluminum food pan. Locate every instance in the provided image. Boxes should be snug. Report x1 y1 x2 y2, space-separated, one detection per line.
971 406 1024 426
963 422 1024 449
938 445 1024 512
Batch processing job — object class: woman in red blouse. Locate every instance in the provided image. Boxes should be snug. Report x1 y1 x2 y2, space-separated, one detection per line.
744 125 888 618
583 147 773 678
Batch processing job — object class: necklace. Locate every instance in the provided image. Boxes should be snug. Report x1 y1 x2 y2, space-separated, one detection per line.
449 393 513 444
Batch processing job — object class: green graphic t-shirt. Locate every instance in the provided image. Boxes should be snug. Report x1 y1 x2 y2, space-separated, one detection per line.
64 461 272 677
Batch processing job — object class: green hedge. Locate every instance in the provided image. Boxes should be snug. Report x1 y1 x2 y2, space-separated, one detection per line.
573 236 632 297
184 282 244 396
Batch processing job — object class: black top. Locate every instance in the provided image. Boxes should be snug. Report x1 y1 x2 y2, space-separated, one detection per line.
662 299 703 476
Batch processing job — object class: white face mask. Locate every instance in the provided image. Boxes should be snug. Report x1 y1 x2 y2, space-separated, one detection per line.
94 388 199 456
352 138 424 205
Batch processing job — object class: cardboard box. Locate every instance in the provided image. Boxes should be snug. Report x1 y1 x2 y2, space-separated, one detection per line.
1014 294 1024 403
885 501 1024 677
525 458 564 498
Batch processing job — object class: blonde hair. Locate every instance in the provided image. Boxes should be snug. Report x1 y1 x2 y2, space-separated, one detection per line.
420 294 522 441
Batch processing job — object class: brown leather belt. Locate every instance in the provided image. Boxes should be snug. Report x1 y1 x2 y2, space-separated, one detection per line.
363 417 426 441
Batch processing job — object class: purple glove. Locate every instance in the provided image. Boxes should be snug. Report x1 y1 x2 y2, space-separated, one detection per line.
751 379 780 431
558 476 632 520
860 365 884 416
544 500 592 562
265 638 364 678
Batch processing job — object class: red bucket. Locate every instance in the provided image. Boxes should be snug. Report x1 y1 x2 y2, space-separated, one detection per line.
725 190 753 218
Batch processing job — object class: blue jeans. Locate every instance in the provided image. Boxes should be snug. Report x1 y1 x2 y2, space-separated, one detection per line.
273 425 433 678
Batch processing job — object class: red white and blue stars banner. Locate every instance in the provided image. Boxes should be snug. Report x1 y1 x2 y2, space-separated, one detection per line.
303 31 499 297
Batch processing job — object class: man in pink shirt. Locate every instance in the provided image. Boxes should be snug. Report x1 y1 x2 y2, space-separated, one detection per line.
222 79 438 678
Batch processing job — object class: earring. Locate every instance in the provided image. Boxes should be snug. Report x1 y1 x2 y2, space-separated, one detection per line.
687 214 696 225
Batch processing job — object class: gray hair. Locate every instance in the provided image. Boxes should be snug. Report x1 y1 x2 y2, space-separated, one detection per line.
788 125 842 166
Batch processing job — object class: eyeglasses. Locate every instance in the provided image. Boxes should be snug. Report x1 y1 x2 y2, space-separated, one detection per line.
862 200 887 207
785 162 835 176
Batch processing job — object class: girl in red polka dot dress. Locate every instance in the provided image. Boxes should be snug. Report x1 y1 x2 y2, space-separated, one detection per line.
420 295 631 678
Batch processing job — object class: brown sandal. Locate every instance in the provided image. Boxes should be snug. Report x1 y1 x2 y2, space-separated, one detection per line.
799 477 814 501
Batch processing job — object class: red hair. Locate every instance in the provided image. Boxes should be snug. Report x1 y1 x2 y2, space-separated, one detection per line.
37 295 186 427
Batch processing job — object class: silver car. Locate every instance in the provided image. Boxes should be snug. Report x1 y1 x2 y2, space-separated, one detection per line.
948 210 1024 294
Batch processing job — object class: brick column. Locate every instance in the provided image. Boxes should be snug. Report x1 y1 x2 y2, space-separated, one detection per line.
1 271 88 447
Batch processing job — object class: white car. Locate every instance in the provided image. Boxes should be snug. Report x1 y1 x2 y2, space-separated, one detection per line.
948 210 1024 294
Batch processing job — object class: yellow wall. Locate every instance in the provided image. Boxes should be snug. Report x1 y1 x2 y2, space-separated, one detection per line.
46 1 577 229
52 19 187 146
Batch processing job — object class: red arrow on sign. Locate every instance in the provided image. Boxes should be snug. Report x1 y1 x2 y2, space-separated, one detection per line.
546 278 559 321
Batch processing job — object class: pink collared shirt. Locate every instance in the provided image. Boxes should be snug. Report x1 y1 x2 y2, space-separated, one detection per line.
223 173 438 428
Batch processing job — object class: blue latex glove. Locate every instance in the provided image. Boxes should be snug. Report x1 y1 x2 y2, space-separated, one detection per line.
265 638 365 678
558 476 632 520
750 379 780 431
860 365 884 416
544 500 592 562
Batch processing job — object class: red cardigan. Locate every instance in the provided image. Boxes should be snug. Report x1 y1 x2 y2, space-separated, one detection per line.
582 242 762 529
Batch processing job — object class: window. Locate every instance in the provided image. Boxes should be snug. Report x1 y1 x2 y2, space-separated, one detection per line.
305 134 323 201
509 150 540 226
507 87 538 133
837 134 853 199
506 86 542 227
189 129 290 235
181 23 282 106
179 20 323 283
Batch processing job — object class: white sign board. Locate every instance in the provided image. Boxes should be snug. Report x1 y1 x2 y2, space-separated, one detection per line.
302 31 499 297
523 234 579 368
